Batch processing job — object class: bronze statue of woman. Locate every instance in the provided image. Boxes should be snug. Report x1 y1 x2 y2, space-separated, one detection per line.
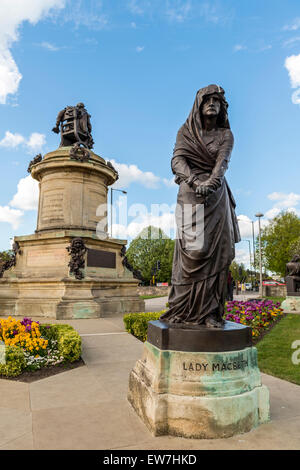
160 84 240 328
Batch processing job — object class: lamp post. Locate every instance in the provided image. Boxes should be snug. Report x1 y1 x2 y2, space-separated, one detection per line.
255 213 264 298
237 218 256 281
243 239 252 287
110 188 127 238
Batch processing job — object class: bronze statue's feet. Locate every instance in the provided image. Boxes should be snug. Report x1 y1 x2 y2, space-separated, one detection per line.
205 314 224 328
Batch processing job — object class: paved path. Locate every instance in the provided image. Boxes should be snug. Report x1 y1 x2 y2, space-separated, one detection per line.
0 305 300 450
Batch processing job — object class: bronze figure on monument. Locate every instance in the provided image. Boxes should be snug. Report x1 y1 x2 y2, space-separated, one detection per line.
52 102 94 149
160 84 241 328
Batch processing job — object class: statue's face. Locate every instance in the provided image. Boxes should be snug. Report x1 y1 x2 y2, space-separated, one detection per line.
202 94 221 118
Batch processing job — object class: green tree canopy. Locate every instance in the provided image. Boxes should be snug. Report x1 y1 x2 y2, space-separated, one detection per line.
126 226 175 284
259 211 300 276
0 250 13 266
289 236 300 259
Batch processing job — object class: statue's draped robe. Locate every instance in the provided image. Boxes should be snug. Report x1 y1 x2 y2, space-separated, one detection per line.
160 85 240 324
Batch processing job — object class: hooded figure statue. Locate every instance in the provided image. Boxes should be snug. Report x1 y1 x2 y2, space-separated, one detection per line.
160 84 240 328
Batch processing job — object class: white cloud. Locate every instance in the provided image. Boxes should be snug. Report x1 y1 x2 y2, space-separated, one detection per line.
283 36 300 47
127 0 150 15
285 54 300 104
63 0 108 30
162 177 176 188
9 175 39 211
38 41 60 51
136 46 144 53
236 215 255 239
234 247 251 267
0 131 25 148
0 131 46 153
112 211 176 239
110 159 161 189
265 192 300 218
0 205 23 229
283 18 300 31
26 133 46 153
0 0 66 104
109 159 176 190
285 54 300 88
166 0 191 23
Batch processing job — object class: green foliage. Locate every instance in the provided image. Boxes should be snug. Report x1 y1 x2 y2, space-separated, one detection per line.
123 311 164 342
0 250 14 269
256 315 300 385
289 236 300 259
230 261 247 282
126 226 174 284
0 345 25 377
40 324 81 363
258 211 300 276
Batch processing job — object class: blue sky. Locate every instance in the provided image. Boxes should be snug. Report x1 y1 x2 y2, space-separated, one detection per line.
1 0 300 267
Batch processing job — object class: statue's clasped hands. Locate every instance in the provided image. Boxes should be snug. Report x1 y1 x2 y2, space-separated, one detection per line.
194 181 213 198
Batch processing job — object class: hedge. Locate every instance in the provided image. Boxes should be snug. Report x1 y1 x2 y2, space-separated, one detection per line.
123 311 163 342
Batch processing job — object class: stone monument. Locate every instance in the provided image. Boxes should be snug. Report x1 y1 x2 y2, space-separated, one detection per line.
0 103 144 319
128 85 269 438
282 255 300 313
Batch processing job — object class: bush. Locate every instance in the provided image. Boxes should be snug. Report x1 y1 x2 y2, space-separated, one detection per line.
0 345 25 377
40 324 81 362
123 311 163 342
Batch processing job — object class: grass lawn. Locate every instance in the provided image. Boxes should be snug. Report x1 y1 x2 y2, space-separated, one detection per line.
257 314 300 385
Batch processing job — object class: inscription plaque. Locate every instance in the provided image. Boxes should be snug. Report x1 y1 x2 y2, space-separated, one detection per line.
87 249 116 269
27 248 66 267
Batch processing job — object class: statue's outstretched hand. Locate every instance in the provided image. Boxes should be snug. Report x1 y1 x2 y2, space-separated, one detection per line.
52 126 59 134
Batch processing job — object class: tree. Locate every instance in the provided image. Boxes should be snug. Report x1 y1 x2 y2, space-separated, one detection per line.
230 261 249 282
258 211 300 277
289 236 300 259
126 226 175 285
0 250 13 266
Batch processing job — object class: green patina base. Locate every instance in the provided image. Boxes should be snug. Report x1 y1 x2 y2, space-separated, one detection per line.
128 342 270 439
282 296 300 313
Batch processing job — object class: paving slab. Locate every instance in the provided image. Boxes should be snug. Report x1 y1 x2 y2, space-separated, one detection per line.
0 407 32 448
0 381 30 411
30 366 108 411
0 312 299 450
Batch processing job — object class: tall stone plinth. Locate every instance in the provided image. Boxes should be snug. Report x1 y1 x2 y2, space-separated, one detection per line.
128 321 270 439
0 147 144 318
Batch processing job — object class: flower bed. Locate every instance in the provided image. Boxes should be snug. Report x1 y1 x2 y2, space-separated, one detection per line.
0 317 81 377
224 300 284 339
124 300 284 343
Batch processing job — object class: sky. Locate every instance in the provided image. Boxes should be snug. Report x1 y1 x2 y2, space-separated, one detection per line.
0 0 300 268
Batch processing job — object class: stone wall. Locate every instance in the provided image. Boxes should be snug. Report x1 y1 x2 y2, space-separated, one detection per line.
137 286 170 297
262 285 287 298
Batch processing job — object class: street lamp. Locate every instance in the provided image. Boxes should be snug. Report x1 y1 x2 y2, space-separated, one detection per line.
242 239 252 286
237 218 257 286
110 188 127 238
255 213 264 298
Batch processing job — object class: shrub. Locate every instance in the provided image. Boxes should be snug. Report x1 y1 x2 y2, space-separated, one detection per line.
40 324 81 362
0 345 25 377
123 311 163 342
124 300 285 343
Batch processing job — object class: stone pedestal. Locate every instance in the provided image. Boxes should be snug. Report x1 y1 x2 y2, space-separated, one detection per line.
128 321 270 439
0 147 144 318
282 296 300 314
